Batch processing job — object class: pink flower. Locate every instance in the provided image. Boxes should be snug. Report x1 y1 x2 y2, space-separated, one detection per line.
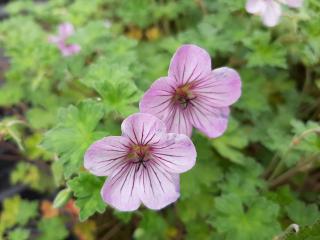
139 44 241 138
84 113 196 211
246 0 303 27
48 23 81 57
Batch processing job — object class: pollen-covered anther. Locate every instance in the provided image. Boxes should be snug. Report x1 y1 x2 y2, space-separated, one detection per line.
129 145 151 164
173 84 196 109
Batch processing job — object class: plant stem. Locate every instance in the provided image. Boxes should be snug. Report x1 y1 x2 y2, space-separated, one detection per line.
263 152 280 178
268 158 315 188
267 127 320 181
196 0 208 15
267 145 293 181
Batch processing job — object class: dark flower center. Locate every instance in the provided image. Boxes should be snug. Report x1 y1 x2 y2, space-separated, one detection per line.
128 144 151 169
173 84 196 109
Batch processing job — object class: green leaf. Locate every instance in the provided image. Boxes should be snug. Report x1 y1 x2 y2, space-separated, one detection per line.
236 69 271 119
211 118 249 165
211 195 281 240
68 173 106 221
116 0 157 28
219 160 266 202
284 221 320 240
8 228 30 240
243 31 287 68
181 134 223 198
290 120 320 153
37 217 68 240
10 162 53 192
18 199 39 225
82 57 141 116
178 191 215 223
24 133 53 161
113 211 133 224
286 201 320 226
134 211 168 240
42 100 105 178
0 118 27 150
0 196 38 233
26 107 57 129
53 188 73 208
184 220 214 240
0 83 23 107
266 186 297 213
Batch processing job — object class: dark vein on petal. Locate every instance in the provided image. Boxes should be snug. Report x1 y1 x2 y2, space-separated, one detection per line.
130 164 139 196
131 122 140 145
110 163 131 188
95 153 128 163
145 167 155 196
149 164 164 193
120 164 133 193
142 125 153 145
152 161 176 185
144 133 156 145
185 62 199 85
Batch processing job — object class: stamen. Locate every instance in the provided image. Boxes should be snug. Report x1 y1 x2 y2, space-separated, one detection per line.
173 84 196 109
129 144 151 169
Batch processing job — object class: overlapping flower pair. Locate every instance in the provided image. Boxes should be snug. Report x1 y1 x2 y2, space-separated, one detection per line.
83 45 242 211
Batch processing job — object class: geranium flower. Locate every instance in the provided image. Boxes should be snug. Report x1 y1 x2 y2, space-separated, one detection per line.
48 23 81 57
84 113 196 211
246 0 303 27
139 44 241 138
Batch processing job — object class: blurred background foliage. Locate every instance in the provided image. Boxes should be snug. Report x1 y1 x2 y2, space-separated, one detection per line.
0 0 319 239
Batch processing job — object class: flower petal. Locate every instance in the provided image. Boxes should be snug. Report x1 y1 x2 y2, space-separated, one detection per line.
139 77 192 136
151 133 196 173
48 35 61 44
262 1 282 27
192 67 241 108
60 44 81 56
168 44 212 86
279 0 303 8
166 107 193 137
138 164 180 210
84 136 131 176
121 113 167 145
187 103 230 138
58 23 74 39
246 0 267 14
139 77 176 122
101 163 141 211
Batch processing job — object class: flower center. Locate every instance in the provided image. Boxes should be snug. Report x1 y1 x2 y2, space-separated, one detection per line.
173 84 196 109
128 144 151 166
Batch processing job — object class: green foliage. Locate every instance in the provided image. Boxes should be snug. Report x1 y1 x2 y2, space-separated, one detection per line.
10 160 55 192
211 195 281 240
82 56 142 116
0 118 26 150
0 0 320 239
211 118 249 165
37 217 68 240
219 160 266 202
42 100 105 178
243 31 288 68
286 201 320 226
68 173 106 221
0 196 38 235
53 188 73 208
134 211 169 240
8 228 30 240
284 221 320 240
